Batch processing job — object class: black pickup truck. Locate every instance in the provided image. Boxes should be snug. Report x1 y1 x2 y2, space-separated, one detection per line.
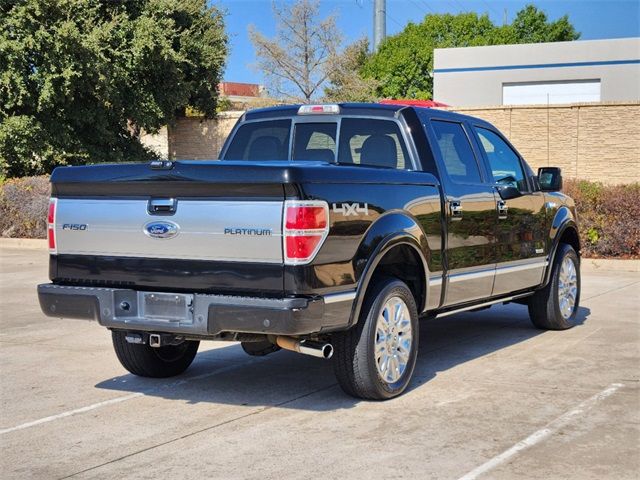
38 103 581 400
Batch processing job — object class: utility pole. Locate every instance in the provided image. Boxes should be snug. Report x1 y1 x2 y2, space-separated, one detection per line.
373 0 386 52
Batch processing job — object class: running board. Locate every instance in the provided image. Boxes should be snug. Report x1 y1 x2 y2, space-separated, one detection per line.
434 292 533 319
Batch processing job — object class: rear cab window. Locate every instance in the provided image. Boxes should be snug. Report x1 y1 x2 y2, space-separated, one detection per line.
223 115 413 170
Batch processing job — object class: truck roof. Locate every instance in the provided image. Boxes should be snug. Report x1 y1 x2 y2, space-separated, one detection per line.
242 102 490 128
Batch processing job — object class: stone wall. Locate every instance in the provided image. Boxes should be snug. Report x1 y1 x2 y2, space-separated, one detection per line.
163 103 639 184
447 102 640 184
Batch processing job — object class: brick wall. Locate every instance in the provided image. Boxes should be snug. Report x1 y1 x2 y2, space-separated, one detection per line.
167 111 243 160
165 103 639 184
447 102 640 184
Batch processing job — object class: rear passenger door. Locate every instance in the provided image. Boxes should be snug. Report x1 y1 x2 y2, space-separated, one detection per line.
427 120 497 306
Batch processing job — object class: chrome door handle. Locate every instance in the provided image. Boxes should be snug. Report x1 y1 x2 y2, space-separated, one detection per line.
450 201 463 221
497 200 508 220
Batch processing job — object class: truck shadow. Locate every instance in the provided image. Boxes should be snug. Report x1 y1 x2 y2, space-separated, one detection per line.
95 303 590 410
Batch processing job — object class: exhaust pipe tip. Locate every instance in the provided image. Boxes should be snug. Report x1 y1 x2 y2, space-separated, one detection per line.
319 343 333 359
276 336 333 360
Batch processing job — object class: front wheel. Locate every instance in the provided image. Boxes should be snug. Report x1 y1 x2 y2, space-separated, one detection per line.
528 243 581 330
333 277 419 400
112 331 199 378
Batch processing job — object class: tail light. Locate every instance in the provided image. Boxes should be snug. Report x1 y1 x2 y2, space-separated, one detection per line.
283 201 329 265
47 198 57 253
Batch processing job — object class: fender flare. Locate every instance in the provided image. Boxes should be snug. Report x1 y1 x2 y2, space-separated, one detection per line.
542 206 580 287
347 212 431 329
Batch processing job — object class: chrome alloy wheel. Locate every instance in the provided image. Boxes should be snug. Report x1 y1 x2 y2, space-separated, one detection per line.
374 296 413 384
558 256 578 319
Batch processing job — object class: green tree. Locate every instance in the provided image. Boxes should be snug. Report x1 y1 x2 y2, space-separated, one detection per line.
362 5 580 100
511 5 580 43
0 0 228 178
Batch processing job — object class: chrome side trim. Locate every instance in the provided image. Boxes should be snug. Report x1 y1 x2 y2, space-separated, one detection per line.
448 260 548 284
323 291 357 304
495 260 548 275
448 268 495 283
428 276 443 286
435 292 533 318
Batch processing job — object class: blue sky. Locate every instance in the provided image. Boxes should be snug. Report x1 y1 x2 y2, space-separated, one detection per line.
214 0 640 84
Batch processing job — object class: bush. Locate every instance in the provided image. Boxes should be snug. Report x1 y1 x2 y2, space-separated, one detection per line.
0 176 50 239
563 179 640 259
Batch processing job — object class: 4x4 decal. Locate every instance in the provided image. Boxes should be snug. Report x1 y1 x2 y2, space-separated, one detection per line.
332 203 369 216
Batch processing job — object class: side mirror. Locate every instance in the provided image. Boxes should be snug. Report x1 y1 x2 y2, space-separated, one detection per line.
496 185 522 200
538 167 562 191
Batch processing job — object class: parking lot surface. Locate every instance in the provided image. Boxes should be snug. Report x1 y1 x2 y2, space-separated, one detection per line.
1 246 638 480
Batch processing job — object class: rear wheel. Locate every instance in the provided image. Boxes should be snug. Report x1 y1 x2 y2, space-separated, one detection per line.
112 331 199 378
528 243 581 330
333 278 419 400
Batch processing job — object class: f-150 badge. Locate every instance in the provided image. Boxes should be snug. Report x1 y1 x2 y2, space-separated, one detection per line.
332 203 369 216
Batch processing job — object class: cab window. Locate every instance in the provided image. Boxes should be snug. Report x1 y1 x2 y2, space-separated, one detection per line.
223 120 291 160
430 120 482 183
292 123 337 162
475 127 527 191
337 118 409 169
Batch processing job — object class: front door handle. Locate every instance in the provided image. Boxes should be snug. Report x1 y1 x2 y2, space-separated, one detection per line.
450 201 463 221
497 200 508 220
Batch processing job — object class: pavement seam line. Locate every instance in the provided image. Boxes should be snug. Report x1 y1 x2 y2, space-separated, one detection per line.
455 382 625 480
582 280 640 301
57 383 337 480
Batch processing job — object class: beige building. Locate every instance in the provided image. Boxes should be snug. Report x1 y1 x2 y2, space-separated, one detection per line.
434 38 640 107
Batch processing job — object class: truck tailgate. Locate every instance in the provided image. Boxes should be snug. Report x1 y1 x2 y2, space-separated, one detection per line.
49 161 291 294
55 198 283 263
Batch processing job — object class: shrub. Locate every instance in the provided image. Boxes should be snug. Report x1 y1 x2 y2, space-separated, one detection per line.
563 179 640 259
0 176 50 238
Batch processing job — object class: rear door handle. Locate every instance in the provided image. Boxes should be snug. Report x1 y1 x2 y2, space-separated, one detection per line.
450 201 463 221
497 200 508 220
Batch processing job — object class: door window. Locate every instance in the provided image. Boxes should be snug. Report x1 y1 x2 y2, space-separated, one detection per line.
431 120 482 183
475 127 527 191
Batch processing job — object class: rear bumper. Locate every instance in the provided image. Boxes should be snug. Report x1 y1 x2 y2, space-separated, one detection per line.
37 284 353 336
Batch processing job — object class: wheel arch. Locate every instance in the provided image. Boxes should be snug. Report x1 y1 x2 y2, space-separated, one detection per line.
347 212 431 328
542 206 581 287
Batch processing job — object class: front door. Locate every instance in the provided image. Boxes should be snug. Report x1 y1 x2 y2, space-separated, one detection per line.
427 119 497 306
471 126 548 296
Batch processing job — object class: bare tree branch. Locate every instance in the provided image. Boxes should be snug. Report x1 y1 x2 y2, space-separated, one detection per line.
249 0 342 102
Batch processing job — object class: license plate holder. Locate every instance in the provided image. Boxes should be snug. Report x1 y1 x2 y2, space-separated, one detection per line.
142 292 193 323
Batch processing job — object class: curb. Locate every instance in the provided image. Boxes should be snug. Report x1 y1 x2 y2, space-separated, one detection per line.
0 238 47 250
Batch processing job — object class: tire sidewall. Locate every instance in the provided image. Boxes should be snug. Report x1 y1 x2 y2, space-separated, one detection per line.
362 279 419 399
550 245 581 328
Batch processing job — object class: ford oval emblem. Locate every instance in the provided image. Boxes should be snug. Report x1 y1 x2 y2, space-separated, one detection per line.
144 221 179 239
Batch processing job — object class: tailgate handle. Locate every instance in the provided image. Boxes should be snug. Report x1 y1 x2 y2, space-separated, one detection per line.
148 198 177 215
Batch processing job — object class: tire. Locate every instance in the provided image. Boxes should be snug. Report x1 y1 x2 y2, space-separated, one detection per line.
528 243 581 330
333 277 419 400
241 340 280 356
112 331 199 378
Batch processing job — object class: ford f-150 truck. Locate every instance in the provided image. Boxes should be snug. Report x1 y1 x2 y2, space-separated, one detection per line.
38 103 581 400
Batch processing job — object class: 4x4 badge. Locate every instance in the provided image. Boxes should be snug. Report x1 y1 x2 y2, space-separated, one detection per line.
332 203 369 216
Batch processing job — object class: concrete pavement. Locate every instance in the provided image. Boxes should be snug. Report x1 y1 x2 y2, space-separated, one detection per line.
1 246 638 479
